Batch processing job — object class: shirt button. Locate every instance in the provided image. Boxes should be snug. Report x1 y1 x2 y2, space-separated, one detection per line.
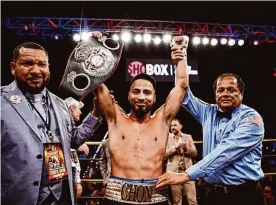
36 154 42 159
33 181 39 186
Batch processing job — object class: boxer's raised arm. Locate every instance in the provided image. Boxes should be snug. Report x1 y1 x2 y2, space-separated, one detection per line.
95 84 117 123
163 36 189 126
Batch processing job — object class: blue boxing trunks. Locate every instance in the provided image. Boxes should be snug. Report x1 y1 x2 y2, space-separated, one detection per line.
103 176 170 205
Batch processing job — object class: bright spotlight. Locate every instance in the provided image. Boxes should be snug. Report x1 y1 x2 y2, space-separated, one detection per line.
73 33 81 42
81 32 90 41
153 36 161 45
192 37 201 45
220 38 227 45
121 32 131 42
163 34 172 43
253 40 259 46
202 37 209 45
228 39 236 46
143 33 152 43
112 34 120 41
237 39 244 46
134 34 142 43
210 38 218 46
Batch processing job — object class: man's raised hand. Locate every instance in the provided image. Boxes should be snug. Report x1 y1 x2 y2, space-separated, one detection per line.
171 36 189 65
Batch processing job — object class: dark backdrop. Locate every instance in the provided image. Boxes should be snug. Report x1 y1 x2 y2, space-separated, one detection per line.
2 1 276 142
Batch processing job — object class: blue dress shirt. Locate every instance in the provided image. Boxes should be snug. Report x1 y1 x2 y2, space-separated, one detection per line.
183 88 264 185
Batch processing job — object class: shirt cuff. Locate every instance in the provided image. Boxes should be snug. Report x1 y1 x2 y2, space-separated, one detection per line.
186 164 202 181
82 113 102 130
90 113 103 123
182 87 191 106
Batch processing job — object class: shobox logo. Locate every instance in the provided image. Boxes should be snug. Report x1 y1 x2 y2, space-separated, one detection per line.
127 60 197 77
128 61 146 77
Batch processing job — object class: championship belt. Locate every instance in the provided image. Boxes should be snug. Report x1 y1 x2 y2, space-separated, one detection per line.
105 177 169 204
60 34 124 100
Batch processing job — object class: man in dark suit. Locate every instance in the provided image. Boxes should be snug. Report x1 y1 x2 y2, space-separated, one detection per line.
1 42 103 205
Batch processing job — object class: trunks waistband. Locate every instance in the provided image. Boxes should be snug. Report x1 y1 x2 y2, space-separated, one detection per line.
105 176 168 204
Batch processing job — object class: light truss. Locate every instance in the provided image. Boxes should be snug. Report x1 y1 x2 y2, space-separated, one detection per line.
4 17 276 43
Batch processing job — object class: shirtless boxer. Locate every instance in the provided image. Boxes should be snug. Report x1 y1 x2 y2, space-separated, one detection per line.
93 32 189 205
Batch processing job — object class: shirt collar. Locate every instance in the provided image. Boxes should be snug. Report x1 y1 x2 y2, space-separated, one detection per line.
25 88 47 103
172 133 183 139
216 104 242 119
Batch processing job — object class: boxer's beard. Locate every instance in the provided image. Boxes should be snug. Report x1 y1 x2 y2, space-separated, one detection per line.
16 76 50 94
136 108 148 118
133 106 151 119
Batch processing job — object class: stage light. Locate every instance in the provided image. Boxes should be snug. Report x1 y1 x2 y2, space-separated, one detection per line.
253 40 259 46
54 35 59 40
202 37 209 45
192 37 201 45
143 33 152 43
210 38 218 46
163 34 172 43
112 33 120 41
134 34 142 43
153 36 161 45
73 33 81 42
228 39 236 46
121 31 131 43
220 38 227 45
238 39 244 46
81 32 90 41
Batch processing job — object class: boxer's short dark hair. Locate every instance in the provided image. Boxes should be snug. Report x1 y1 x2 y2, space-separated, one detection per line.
130 74 156 91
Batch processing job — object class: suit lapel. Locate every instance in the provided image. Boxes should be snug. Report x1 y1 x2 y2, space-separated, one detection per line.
48 92 66 143
169 135 174 147
2 82 41 140
181 133 186 143
48 92 75 202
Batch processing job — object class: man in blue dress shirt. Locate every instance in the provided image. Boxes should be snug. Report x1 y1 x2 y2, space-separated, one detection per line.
157 73 265 205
